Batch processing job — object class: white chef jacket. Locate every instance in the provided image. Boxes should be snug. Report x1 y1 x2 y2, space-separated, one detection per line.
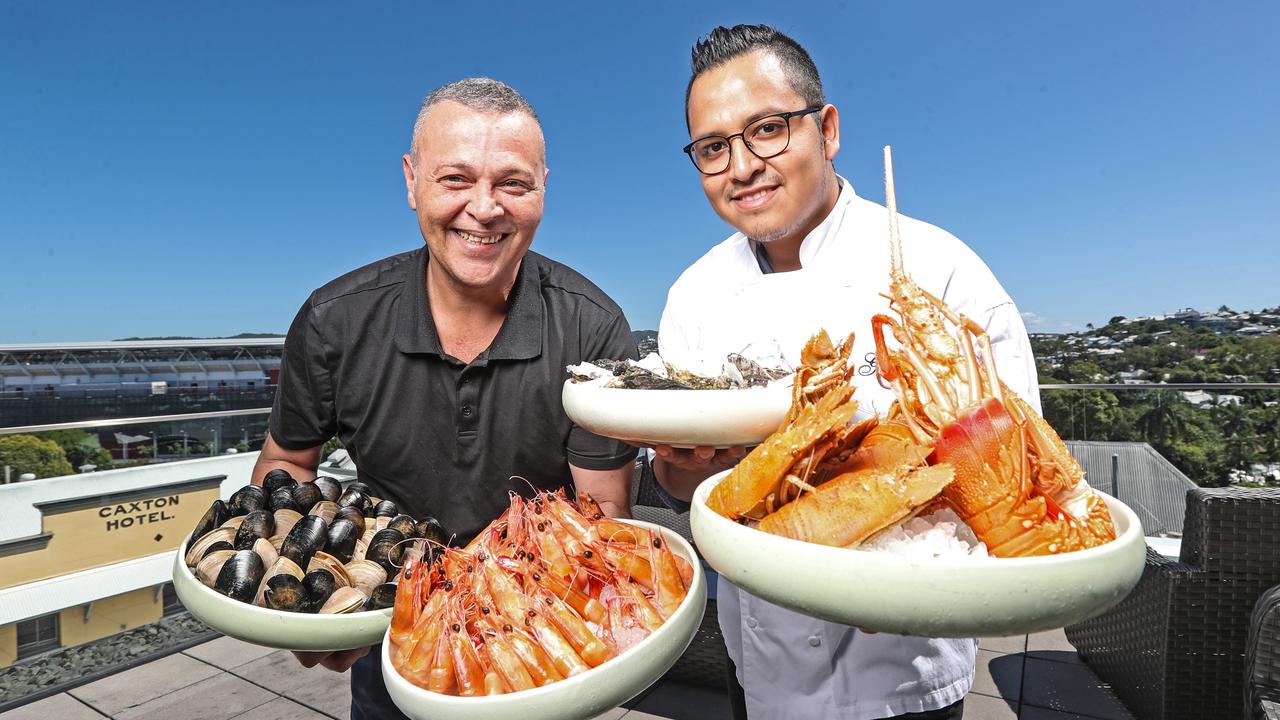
659 177 1039 720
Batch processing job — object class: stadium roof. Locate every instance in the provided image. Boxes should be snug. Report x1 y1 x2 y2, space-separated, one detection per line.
0 338 284 353
1066 440 1197 537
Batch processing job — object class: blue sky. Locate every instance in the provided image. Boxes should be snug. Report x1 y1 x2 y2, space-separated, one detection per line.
2 2 1276 342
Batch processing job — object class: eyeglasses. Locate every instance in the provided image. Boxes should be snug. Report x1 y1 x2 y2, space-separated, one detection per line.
682 106 823 175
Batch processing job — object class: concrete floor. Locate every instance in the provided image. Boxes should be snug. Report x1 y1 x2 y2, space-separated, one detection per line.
0 630 1134 720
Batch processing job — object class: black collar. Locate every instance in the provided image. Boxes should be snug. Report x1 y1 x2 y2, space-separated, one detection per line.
394 246 544 362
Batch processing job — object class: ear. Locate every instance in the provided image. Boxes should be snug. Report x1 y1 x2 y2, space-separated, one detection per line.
402 154 418 210
820 104 840 162
542 166 550 189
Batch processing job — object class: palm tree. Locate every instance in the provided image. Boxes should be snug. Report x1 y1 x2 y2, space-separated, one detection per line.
1137 391 1192 445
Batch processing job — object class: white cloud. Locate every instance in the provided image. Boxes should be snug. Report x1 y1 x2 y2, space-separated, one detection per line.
1021 310 1078 332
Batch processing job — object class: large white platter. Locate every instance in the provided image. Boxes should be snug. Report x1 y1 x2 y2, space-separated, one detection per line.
561 379 791 448
382 520 708 720
690 469 1146 638
172 531 393 652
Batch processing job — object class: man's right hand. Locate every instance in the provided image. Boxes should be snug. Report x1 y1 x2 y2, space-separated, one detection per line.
292 646 370 673
644 444 749 502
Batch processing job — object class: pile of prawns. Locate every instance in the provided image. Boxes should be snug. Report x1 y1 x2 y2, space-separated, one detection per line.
387 490 693 696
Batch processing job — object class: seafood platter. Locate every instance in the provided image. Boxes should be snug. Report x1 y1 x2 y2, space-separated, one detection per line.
562 351 792 448
172 469 449 651
381 490 707 720
688 148 1146 637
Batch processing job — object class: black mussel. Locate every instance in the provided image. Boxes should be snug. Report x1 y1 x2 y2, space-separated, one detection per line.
263 574 307 611
262 468 297 496
233 510 276 550
387 514 416 538
280 514 328 568
364 583 398 611
414 517 448 547
336 486 368 511
228 485 268 516
302 569 338 611
269 486 301 513
334 505 365 528
367 528 407 575
292 482 323 514
200 540 235 559
346 481 372 495
191 500 229 543
213 549 265 603
325 519 361 564
312 476 342 503
373 500 399 518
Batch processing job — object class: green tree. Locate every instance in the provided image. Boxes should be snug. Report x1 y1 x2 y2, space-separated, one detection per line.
34 430 114 471
0 435 76 479
1136 392 1194 445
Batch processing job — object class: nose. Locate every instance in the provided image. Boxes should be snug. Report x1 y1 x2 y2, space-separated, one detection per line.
728 135 763 182
466 184 506 223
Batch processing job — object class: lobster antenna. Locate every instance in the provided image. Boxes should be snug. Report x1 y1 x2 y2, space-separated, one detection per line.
883 145 904 275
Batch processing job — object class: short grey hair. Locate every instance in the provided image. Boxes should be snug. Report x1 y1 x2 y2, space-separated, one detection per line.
409 77 542 163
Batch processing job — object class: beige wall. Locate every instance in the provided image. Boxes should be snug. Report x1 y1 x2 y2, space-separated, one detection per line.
0 624 16 667
59 586 163 648
0 486 219 590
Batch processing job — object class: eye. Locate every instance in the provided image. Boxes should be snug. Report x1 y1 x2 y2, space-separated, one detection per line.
697 139 727 158
438 174 469 187
753 121 785 138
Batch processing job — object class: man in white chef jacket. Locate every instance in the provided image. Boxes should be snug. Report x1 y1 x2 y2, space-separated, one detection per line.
651 24 1040 720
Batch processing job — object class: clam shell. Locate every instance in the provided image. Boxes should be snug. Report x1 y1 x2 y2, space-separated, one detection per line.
273 508 303 538
195 549 237 587
253 537 279 569
309 500 339 525
255 556 305 606
307 551 351 588
375 516 391 532
318 586 367 614
268 533 288 552
185 527 237 567
343 558 387 596
219 516 247 532
352 538 369 562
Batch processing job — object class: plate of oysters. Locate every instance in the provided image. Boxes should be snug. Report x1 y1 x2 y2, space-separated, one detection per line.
562 350 794 449
380 490 707 720
689 326 1147 638
172 470 448 651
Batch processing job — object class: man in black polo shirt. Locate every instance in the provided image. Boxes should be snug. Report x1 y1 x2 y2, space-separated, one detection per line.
250 77 637 719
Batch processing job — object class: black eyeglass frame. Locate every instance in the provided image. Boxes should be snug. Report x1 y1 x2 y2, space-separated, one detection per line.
682 106 824 175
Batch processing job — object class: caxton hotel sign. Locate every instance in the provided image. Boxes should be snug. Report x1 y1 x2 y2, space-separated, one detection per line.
0 475 224 590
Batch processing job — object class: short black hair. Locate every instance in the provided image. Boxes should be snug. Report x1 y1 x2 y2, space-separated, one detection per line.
685 24 825 131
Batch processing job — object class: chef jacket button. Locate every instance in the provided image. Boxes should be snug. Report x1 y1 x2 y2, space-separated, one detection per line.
461 405 472 417
808 635 821 647
746 617 758 629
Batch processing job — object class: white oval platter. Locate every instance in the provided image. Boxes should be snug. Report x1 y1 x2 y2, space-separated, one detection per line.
382 520 708 720
690 469 1146 638
172 531 393 652
561 379 790 448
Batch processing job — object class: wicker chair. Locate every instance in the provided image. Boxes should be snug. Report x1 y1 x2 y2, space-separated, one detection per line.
629 459 731 689
1065 486 1280 720
1248 583 1280 719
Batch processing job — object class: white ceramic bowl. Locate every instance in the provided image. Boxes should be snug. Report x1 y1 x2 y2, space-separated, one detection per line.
690 469 1147 638
561 379 791 448
172 531 393 651
382 520 708 720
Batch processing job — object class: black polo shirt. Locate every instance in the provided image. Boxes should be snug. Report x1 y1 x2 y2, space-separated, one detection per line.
269 246 637 543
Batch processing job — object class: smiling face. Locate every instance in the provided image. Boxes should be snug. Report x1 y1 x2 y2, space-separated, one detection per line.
686 50 840 265
402 101 547 297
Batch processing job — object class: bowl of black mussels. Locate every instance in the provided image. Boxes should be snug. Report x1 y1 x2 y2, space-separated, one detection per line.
171 469 447 651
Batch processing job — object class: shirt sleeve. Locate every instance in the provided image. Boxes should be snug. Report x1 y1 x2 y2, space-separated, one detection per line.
566 310 639 471
269 294 338 450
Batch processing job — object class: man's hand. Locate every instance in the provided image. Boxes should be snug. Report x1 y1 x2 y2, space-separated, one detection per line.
638 444 749 503
292 646 370 673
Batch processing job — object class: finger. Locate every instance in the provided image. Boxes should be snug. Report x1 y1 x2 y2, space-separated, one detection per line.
293 650 325 668
320 646 370 672
693 446 716 462
653 445 673 458
728 445 748 458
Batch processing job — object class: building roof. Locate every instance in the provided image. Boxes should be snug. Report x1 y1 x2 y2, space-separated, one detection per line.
1065 440 1197 537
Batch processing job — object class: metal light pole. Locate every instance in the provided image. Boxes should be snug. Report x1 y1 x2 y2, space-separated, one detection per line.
182 430 188 454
